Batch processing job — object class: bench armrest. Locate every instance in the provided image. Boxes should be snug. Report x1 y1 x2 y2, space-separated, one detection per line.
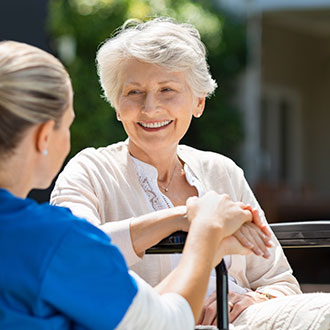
270 221 330 248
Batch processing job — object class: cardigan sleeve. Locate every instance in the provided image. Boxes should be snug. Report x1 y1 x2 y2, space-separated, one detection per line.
176 146 301 297
229 164 302 297
50 149 141 266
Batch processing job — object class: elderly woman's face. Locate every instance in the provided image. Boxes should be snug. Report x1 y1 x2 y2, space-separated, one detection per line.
117 59 205 157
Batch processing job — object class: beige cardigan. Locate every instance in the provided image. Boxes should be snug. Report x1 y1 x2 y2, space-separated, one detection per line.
51 140 301 297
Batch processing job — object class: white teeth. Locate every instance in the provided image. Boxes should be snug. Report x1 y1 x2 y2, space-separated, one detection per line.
139 120 172 128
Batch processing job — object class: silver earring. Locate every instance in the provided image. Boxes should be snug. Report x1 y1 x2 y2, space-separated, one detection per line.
195 113 201 118
42 149 48 156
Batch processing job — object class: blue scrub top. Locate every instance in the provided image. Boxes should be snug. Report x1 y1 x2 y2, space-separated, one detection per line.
0 188 137 329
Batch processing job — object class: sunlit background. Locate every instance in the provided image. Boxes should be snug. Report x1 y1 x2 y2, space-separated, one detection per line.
1 0 330 290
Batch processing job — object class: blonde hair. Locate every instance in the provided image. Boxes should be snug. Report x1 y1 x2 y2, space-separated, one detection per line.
96 17 217 108
0 41 71 155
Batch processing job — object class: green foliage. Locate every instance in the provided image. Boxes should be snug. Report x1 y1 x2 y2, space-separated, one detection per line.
47 0 246 160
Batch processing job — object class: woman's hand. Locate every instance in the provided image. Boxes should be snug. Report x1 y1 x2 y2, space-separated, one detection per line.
198 290 217 325
228 291 269 323
234 222 273 258
246 206 272 238
198 290 270 325
232 207 273 258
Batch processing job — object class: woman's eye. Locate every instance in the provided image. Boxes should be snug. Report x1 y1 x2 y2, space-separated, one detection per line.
161 88 173 93
127 90 140 96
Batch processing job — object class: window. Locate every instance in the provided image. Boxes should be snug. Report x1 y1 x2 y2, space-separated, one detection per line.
260 86 302 185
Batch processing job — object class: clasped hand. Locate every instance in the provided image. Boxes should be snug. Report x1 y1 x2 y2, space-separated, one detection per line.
185 192 274 325
186 192 273 263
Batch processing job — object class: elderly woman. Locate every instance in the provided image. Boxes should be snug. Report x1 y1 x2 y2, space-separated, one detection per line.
0 40 259 329
51 17 301 325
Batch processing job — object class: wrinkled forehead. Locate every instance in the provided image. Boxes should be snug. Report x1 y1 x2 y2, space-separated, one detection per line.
119 59 188 86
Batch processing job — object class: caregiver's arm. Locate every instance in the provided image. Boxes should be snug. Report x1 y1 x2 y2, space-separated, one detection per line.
154 192 253 322
117 193 254 330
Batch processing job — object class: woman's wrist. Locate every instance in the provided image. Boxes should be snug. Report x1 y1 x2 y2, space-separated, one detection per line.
170 205 189 232
245 291 275 303
255 291 276 300
130 206 188 255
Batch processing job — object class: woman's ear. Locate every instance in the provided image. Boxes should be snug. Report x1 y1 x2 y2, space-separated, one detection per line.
193 96 206 118
35 120 55 155
116 111 121 121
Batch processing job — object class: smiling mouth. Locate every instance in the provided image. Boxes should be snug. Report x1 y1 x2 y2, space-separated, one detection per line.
138 120 173 129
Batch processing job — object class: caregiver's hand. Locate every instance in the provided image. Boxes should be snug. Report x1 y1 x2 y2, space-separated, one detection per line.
186 193 253 240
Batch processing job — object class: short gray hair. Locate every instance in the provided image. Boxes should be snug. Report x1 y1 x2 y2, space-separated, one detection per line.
0 41 71 156
96 17 217 108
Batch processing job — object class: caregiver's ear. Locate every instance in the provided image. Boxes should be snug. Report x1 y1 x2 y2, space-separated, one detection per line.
36 120 55 154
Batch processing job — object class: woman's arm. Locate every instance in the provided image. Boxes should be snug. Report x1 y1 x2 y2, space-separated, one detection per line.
129 206 188 257
51 150 189 265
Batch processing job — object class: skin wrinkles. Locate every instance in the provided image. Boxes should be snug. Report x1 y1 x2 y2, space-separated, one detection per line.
116 59 205 163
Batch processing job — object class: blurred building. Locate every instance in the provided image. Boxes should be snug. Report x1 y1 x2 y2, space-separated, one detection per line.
0 0 53 202
0 0 50 51
218 0 330 222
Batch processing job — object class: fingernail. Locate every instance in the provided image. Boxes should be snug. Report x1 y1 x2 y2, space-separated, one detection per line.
263 251 270 258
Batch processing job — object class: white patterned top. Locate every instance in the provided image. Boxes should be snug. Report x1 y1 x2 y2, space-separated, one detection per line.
130 155 247 296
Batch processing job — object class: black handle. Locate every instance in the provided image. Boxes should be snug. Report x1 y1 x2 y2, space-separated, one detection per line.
216 260 229 330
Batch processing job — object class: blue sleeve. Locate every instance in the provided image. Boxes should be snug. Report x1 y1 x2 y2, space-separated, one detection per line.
40 219 138 330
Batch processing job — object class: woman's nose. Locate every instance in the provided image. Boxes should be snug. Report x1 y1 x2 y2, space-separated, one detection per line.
141 92 158 113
